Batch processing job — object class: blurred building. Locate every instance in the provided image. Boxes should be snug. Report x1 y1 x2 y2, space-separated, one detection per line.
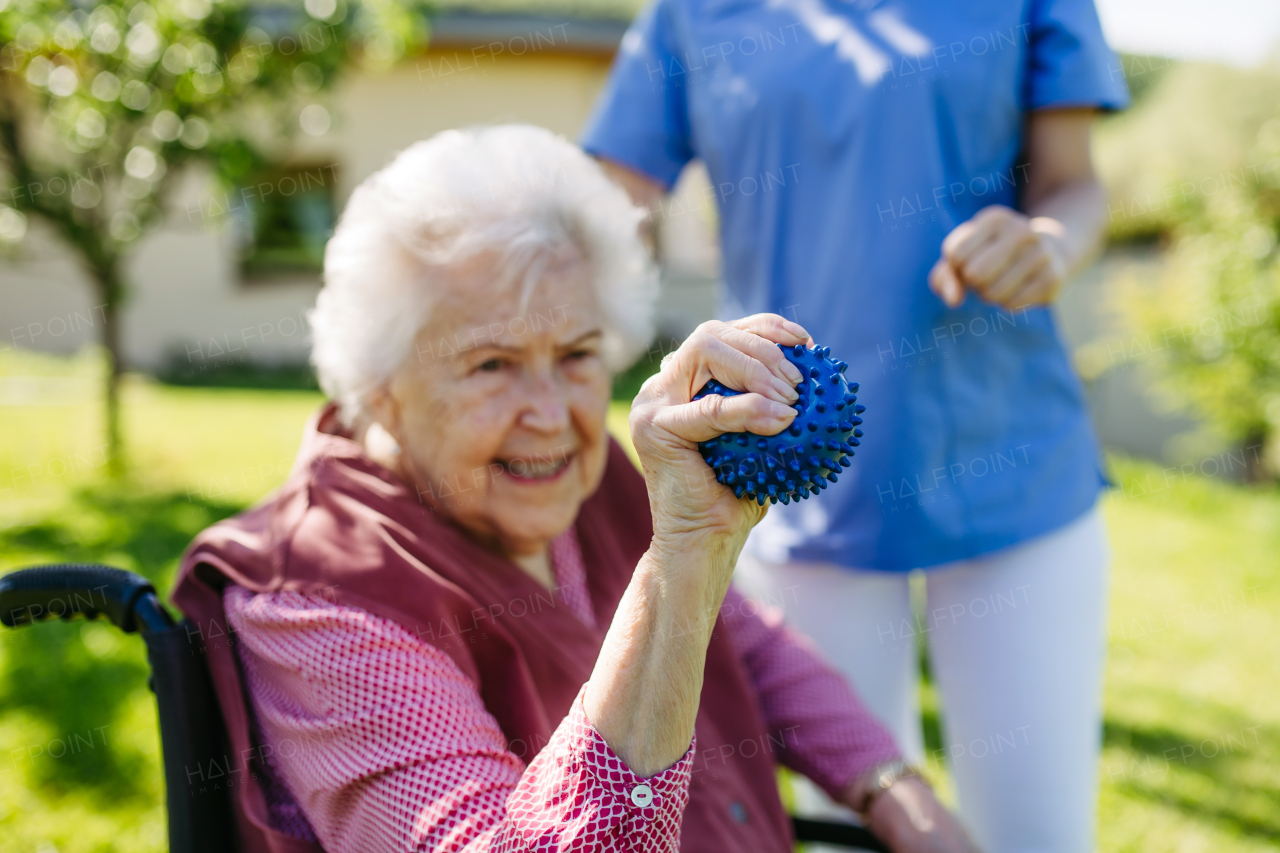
0 12 1198 463
1 8 719 374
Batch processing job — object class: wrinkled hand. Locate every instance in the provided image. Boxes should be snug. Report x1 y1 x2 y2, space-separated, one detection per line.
628 315 808 548
929 205 1068 311
867 777 982 853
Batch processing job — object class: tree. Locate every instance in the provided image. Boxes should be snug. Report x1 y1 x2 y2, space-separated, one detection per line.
1117 117 1280 480
0 0 427 472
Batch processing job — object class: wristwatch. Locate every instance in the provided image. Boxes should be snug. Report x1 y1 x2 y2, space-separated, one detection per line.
851 759 924 817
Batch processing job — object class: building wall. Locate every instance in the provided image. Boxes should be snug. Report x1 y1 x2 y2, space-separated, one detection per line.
1 49 618 372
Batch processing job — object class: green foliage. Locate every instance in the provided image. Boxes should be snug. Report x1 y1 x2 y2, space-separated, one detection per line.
1096 60 1280 244
0 0 430 467
0 0 434 249
1112 119 1280 476
610 346 662 401
1090 56 1280 472
157 346 320 389
2 0 352 253
1112 53 1177 106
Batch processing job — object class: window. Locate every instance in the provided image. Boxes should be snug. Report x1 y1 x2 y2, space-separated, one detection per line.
234 163 338 278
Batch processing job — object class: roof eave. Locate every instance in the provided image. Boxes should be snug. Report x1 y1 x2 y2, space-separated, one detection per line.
423 11 629 55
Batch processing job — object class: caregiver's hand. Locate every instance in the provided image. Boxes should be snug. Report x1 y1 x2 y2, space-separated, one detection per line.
864 777 983 853
584 314 807 778
929 205 1069 312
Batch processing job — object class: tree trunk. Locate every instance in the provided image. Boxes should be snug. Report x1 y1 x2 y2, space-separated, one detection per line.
1243 429 1270 483
2 87 129 473
92 266 125 476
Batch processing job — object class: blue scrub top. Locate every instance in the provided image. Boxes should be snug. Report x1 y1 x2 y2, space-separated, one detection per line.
582 0 1129 571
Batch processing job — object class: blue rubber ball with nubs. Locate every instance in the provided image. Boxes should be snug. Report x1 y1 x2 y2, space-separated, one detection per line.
693 343 865 506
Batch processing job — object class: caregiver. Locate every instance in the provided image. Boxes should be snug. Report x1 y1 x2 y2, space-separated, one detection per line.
582 1 1128 851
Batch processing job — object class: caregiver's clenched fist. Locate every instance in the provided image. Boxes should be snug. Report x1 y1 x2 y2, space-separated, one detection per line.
929 205 1069 311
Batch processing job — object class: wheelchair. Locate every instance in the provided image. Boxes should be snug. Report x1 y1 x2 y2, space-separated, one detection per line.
0 564 888 853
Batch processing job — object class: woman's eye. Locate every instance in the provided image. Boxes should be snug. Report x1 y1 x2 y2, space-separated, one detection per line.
565 349 592 361
478 358 503 372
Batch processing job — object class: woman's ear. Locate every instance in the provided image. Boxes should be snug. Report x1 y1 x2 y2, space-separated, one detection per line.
364 420 402 460
365 386 404 452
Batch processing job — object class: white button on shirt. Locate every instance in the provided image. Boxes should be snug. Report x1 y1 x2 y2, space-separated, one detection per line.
630 784 654 808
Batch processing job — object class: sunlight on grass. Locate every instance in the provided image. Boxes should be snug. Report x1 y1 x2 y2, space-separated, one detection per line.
1096 457 1279 852
1 351 1276 852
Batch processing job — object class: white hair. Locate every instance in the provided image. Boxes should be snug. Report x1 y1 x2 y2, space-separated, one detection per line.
309 124 658 424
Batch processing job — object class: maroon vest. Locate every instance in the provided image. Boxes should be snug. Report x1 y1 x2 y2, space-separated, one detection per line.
172 405 795 853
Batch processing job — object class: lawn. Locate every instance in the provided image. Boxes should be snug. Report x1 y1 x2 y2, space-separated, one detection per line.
1 351 1276 853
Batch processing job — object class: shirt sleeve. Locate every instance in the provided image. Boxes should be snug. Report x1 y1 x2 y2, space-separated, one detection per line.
223 586 694 853
719 585 901 800
1023 0 1131 111
579 0 694 189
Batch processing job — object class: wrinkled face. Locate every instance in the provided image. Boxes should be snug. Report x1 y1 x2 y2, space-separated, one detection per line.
372 248 612 558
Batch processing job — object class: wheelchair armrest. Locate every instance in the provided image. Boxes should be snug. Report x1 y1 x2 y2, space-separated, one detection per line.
791 816 890 851
0 564 172 633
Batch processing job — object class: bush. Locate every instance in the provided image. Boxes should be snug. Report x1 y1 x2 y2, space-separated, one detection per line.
1096 60 1280 244
1115 119 1280 479
157 345 319 391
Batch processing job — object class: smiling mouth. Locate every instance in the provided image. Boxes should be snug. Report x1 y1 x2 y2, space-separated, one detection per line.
497 453 574 483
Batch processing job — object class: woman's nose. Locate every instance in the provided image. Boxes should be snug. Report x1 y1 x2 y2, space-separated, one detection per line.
518 372 571 434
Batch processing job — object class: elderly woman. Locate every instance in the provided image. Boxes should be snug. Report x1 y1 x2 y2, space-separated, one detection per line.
173 125 973 853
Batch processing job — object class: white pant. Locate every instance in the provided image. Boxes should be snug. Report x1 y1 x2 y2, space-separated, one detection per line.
734 508 1110 853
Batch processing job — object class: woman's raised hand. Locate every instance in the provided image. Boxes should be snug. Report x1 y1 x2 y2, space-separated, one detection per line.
628 314 809 548
586 314 808 778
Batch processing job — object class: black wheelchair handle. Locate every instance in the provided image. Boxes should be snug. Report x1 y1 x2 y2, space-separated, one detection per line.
0 564 172 634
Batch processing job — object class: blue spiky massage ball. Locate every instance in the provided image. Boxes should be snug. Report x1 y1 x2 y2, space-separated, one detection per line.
694 343 865 506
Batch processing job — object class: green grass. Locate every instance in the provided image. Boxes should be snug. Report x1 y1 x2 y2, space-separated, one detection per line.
1 350 1277 852
1094 457 1279 850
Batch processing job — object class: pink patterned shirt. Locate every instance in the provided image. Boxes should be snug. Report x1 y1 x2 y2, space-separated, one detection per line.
223 529 899 852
